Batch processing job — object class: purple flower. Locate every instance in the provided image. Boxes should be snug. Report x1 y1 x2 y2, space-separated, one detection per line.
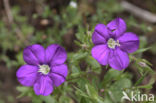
16 44 68 96
91 18 139 70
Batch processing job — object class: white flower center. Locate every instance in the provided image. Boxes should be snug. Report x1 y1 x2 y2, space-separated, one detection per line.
38 65 50 75
107 38 120 49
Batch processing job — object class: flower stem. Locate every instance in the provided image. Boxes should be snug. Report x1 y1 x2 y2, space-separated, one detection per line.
100 66 109 81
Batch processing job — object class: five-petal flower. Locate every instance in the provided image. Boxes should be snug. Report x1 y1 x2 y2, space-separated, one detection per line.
16 44 68 96
91 18 139 70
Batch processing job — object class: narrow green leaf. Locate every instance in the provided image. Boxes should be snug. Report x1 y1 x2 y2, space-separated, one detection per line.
132 47 151 54
134 72 148 86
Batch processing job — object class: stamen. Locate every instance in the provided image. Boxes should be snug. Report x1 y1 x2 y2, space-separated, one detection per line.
38 65 50 75
107 38 120 49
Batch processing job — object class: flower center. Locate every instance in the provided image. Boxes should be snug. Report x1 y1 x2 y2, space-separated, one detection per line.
107 38 120 49
38 65 50 75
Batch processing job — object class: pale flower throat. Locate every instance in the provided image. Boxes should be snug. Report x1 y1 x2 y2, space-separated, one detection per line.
107 38 120 49
38 65 50 75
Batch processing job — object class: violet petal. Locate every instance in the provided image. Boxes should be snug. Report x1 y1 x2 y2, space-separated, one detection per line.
93 24 110 41
91 44 110 65
45 44 59 64
49 73 66 87
50 64 68 78
34 76 53 96
109 48 129 70
107 18 126 38
45 45 67 65
118 32 139 53
92 31 106 45
23 44 45 65
16 65 38 86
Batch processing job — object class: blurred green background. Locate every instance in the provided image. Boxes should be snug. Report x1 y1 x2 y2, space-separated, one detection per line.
0 0 156 103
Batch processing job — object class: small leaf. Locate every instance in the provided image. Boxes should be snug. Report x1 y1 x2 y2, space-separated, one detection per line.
132 47 151 54
85 84 98 97
137 78 155 89
16 86 31 98
134 72 148 86
40 95 56 103
80 97 88 103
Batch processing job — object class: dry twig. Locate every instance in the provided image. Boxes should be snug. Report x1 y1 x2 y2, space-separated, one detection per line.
121 1 156 23
3 0 29 45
